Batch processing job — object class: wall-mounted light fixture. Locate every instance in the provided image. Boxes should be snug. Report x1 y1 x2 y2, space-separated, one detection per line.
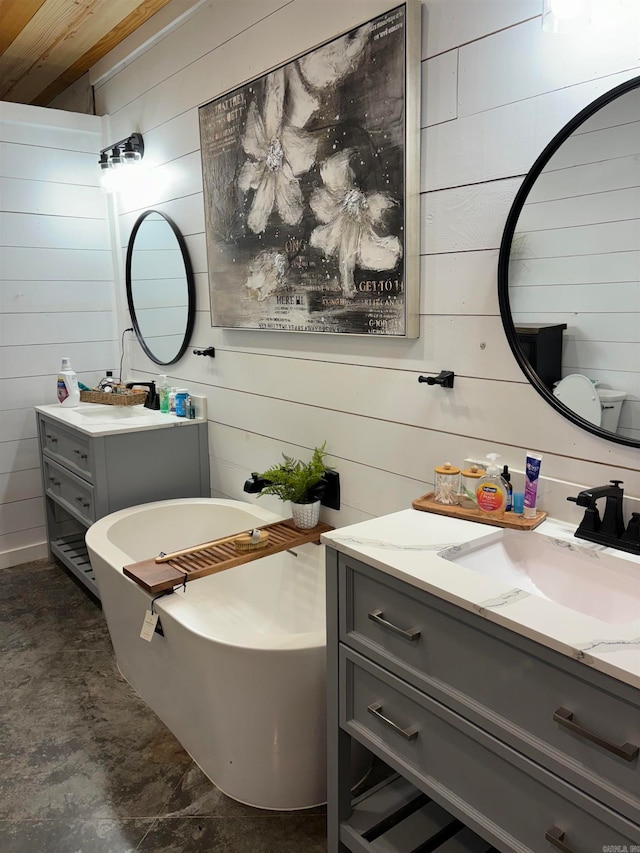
99 132 144 171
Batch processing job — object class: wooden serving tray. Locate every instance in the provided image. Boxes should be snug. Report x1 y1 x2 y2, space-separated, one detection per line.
123 519 334 594
412 492 547 530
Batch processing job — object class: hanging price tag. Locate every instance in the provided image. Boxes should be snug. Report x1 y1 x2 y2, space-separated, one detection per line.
140 609 159 641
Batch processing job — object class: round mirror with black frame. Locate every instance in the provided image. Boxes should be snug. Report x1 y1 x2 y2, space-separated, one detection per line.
498 75 639 449
126 209 196 365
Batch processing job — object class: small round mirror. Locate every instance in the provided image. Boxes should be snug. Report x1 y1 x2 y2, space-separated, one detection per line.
126 210 195 365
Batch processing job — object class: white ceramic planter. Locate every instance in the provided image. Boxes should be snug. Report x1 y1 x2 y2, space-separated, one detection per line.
291 500 321 529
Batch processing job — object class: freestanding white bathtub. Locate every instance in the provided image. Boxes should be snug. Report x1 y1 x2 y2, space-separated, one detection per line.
85 498 330 810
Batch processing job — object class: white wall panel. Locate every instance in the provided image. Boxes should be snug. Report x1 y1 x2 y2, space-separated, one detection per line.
2 247 113 281
421 49 457 127
421 178 521 253
0 213 110 251
0 437 39 476
0 469 43 505
0 177 108 219
0 498 44 535
0 409 38 443
458 14 640 116
422 70 640 192
30 0 639 573
421 0 541 59
0 143 98 186
0 107 117 566
0 280 116 314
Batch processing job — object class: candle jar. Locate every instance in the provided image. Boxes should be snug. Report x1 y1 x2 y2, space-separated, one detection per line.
434 462 461 505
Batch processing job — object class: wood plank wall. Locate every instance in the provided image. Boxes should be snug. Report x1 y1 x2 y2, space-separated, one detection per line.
0 102 117 568
88 0 639 532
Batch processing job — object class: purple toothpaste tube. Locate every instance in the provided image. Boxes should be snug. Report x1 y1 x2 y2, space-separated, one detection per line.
523 452 542 519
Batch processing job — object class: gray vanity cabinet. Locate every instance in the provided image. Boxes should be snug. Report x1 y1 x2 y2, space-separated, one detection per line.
37 412 210 598
327 548 640 852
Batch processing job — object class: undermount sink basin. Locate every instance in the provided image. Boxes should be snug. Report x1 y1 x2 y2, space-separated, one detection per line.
78 406 147 419
440 529 640 625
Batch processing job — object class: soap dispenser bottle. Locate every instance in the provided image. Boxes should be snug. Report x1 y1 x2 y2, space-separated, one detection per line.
158 375 171 414
57 357 80 408
476 453 508 516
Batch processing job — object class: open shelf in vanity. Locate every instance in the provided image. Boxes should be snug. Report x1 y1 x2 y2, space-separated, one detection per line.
324 512 640 853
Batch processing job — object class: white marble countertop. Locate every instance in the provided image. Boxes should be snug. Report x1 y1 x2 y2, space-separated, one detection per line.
321 510 640 691
35 403 206 437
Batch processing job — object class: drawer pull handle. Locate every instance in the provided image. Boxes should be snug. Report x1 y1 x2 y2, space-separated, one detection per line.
553 707 639 761
367 702 418 741
368 609 421 641
73 450 88 460
545 826 575 853
46 435 58 443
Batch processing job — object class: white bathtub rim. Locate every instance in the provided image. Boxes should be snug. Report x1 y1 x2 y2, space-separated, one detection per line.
86 497 325 651
86 497 284 577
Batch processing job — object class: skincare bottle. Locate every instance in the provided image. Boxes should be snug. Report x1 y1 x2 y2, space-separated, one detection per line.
175 388 189 418
158 375 171 414
475 453 508 516
502 464 513 512
169 387 177 414
57 358 80 408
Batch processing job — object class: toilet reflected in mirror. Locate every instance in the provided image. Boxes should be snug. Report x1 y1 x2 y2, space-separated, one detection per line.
553 374 626 433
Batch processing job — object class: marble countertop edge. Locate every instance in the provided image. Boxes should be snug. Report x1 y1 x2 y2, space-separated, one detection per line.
322 509 640 691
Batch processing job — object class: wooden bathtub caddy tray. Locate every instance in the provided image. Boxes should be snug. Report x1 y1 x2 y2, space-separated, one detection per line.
412 492 547 530
123 519 334 594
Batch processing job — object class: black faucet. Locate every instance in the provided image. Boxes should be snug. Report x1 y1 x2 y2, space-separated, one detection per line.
243 473 271 493
125 381 159 410
243 470 341 510
567 480 639 555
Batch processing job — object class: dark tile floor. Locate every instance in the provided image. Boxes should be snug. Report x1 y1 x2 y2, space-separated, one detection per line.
0 559 329 852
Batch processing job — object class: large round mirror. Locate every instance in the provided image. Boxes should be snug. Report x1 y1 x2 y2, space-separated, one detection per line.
126 210 196 365
498 75 639 448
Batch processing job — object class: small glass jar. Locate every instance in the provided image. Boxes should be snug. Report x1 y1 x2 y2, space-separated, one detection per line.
459 465 483 508
434 462 461 505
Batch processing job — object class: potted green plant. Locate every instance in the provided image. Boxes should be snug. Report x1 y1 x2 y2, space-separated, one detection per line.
258 443 330 529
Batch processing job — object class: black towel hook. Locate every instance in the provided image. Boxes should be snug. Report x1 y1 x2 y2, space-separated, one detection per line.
193 347 216 358
418 370 455 389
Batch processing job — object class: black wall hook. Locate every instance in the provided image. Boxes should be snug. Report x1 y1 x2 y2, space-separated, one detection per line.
418 370 455 389
193 347 216 358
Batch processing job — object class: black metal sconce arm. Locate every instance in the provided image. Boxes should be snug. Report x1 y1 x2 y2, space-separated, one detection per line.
193 347 216 357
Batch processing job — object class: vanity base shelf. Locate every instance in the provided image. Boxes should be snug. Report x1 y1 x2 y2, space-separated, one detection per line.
51 533 99 598
343 774 495 853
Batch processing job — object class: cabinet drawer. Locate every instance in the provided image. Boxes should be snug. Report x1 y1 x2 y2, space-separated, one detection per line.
341 647 640 850
40 418 92 481
43 458 95 525
340 556 640 821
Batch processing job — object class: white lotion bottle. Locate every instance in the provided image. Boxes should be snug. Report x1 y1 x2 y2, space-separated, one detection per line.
57 357 80 407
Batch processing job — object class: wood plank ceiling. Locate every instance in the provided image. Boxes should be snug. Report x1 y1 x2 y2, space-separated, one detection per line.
0 0 173 107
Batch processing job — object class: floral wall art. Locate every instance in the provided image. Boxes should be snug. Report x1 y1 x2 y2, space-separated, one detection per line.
199 2 420 337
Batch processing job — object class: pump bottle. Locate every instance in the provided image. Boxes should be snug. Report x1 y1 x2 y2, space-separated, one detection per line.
476 453 508 516
57 358 80 408
158 375 171 414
